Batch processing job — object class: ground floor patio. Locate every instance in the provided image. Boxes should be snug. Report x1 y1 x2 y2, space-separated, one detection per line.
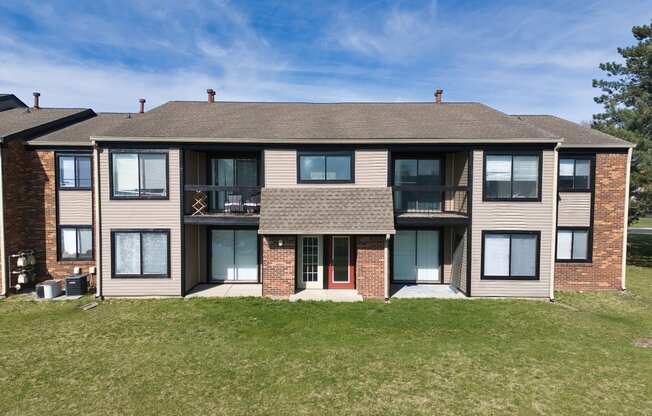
184 224 469 300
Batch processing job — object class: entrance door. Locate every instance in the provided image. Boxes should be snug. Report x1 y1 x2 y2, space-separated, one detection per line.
327 236 355 289
298 235 323 289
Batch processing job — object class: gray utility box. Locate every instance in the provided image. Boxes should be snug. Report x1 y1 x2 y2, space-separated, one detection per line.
65 274 89 296
36 280 62 299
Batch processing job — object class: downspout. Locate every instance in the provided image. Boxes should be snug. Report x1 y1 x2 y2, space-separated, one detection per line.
0 146 7 297
621 147 633 290
549 143 560 301
384 233 390 302
93 146 103 299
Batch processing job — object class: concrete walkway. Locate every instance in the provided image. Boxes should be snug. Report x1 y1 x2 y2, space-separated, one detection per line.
185 283 262 298
390 284 466 299
629 228 652 235
289 289 363 302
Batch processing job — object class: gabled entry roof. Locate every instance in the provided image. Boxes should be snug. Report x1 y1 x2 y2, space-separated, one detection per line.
259 187 395 235
0 107 94 143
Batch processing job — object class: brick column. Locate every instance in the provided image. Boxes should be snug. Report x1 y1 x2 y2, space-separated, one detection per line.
262 235 296 298
356 235 385 299
555 152 627 291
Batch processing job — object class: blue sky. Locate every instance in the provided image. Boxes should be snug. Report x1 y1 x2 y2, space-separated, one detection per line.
0 0 648 122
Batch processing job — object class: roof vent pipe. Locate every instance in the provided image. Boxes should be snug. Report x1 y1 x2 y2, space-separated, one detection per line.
33 92 41 110
138 98 146 114
435 89 443 104
206 89 216 103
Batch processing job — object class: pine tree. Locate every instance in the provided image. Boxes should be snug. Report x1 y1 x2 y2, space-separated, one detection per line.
593 20 652 223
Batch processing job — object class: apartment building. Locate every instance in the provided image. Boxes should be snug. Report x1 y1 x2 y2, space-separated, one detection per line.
0 91 633 300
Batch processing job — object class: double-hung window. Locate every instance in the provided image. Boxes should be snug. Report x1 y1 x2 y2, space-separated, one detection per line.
559 158 591 191
484 153 540 200
556 228 590 261
58 154 91 189
482 231 539 279
298 152 353 183
111 152 168 198
112 230 169 277
59 226 93 260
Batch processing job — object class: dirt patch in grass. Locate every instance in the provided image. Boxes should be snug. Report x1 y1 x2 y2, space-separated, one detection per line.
633 338 652 348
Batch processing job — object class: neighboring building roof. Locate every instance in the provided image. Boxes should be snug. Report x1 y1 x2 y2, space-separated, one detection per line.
259 187 395 235
0 94 27 112
0 107 94 142
512 115 634 149
28 112 135 146
95 101 560 144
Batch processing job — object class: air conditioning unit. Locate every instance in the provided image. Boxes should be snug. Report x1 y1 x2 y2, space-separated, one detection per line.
65 274 89 296
36 280 62 299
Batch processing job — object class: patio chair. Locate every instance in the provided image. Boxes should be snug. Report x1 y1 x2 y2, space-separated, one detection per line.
224 194 244 213
244 193 261 213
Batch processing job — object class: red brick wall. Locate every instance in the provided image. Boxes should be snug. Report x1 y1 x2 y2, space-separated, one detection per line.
262 235 296 298
555 152 627 291
356 235 386 299
2 143 95 293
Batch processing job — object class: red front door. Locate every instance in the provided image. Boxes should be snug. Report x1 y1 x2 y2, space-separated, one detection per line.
326 236 355 289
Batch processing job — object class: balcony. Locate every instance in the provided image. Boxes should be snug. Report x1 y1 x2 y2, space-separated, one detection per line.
393 185 469 225
184 185 261 225
391 151 470 226
183 150 261 225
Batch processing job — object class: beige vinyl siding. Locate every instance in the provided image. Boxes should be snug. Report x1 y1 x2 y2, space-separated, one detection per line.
557 192 591 227
264 149 388 187
470 149 555 297
58 191 93 225
99 148 182 297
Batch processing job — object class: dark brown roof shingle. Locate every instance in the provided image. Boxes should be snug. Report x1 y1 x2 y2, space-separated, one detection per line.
259 187 395 234
97 101 559 143
0 107 93 141
29 112 135 146
512 115 634 148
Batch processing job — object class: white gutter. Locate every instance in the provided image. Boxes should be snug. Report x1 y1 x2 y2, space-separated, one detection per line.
384 234 390 301
549 144 560 301
621 148 633 290
0 147 6 296
93 147 102 298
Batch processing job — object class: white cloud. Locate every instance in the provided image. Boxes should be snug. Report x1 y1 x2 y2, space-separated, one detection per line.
331 1 439 62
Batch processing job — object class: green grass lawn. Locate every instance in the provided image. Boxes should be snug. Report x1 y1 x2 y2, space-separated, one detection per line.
1 246 651 415
631 216 652 228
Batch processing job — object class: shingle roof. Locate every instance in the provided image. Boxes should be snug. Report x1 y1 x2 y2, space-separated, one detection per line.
28 112 134 146
96 101 559 143
0 107 93 142
259 187 395 234
511 115 634 148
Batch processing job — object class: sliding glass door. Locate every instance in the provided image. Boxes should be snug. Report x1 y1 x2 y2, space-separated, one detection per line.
393 230 441 282
210 229 258 281
393 158 443 212
210 158 258 211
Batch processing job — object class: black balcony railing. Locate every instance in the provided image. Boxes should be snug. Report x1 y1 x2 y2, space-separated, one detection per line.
393 185 468 215
185 185 261 216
